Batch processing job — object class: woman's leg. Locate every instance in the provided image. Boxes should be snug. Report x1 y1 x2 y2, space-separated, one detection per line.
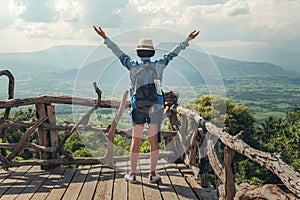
130 124 143 175
148 123 159 176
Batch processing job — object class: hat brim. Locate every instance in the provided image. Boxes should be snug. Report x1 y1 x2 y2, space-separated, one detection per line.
136 45 155 51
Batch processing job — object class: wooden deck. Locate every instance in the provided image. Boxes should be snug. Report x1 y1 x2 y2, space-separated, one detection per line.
0 159 217 200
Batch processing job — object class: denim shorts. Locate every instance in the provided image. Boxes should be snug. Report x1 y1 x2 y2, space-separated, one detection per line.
131 108 163 125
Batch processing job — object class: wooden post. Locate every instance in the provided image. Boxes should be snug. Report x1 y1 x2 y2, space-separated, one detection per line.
35 104 48 161
224 146 235 200
46 105 58 159
199 156 209 188
177 114 187 161
167 110 183 162
104 90 128 166
168 110 177 131
188 128 199 166
164 136 177 162
36 104 59 169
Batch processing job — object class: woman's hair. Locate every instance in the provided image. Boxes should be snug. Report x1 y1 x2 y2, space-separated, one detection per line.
136 50 155 58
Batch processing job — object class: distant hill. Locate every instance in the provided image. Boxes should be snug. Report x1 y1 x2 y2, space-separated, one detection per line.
0 44 294 82
211 55 288 77
0 45 95 76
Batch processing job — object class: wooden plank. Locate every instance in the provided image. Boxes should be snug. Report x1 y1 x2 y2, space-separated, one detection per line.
30 166 64 200
139 158 150 175
61 165 90 200
140 159 162 200
156 158 168 172
127 160 144 200
138 157 168 175
165 163 199 200
0 166 40 200
175 163 194 178
113 161 128 200
93 166 115 200
16 167 65 200
176 163 217 200
0 167 17 183
78 164 102 200
157 166 179 200
0 166 32 197
115 160 129 173
45 167 77 200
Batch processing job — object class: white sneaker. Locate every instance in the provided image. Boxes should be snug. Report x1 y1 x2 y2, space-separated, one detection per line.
124 173 137 183
149 173 161 183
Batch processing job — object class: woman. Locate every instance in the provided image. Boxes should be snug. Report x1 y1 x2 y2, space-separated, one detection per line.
93 26 199 183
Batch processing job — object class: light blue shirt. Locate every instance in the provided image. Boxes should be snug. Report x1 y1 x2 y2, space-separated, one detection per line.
104 37 189 108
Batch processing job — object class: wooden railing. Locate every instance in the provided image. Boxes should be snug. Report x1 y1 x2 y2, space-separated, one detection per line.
1 70 299 199
0 93 177 166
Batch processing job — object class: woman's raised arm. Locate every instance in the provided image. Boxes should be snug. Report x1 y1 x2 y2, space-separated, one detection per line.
93 26 107 39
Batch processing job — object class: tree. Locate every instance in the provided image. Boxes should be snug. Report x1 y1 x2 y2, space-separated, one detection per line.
64 132 94 157
185 95 261 185
185 95 255 140
254 107 300 172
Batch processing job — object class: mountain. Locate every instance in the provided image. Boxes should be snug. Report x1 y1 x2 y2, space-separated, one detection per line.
0 44 296 82
211 55 289 77
0 45 96 76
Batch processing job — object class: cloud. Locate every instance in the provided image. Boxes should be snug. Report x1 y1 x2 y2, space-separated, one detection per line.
2 0 128 42
9 0 54 22
1 0 300 64
174 0 300 45
8 0 26 17
53 0 85 23
121 0 251 31
117 0 300 72
249 0 300 35
0 0 14 29
83 0 127 28
223 0 249 16
121 0 299 43
50 0 128 27
120 0 185 29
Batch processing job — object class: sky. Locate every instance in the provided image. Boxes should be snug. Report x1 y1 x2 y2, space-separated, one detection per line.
0 0 299 71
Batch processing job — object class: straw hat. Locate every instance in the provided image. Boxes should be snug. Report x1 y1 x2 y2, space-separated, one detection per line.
136 38 155 50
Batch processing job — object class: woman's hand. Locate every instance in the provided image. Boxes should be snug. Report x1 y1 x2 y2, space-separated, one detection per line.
93 26 107 39
187 30 200 41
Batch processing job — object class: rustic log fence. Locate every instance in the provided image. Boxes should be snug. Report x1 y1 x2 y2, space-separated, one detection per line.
0 70 14 157
1 70 299 199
